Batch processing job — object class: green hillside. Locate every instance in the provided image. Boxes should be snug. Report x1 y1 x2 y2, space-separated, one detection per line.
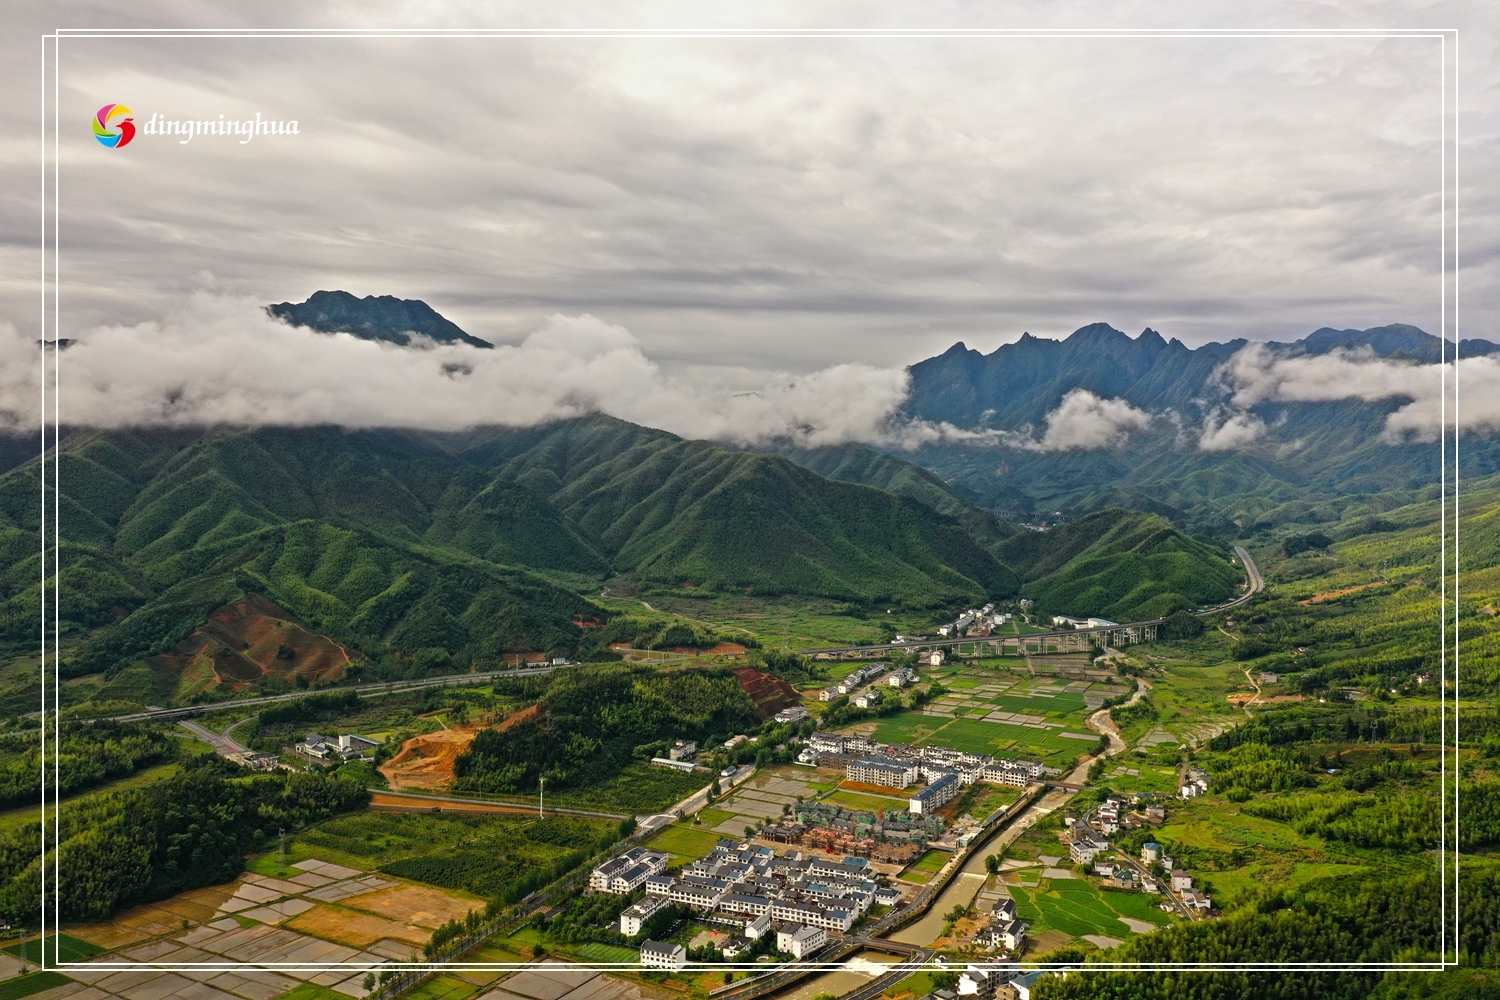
771 442 1020 554
996 509 1243 620
439 416 1015 606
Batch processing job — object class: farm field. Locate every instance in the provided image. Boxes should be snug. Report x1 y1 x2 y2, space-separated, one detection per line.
646 822 728 864
1009 879 1175 951
826 789 910 812
864 713 1098 765
594 590 935 650
545 762 711 815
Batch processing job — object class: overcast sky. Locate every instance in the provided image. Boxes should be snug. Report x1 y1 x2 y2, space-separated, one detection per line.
1 1 1494 413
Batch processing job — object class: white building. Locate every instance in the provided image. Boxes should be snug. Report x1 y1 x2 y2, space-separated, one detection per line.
1171 870 1193 891
668 739 697 761
639 940 686 970
847 755 919 789
1069 832 1109 866
929 651 947 666
745 912 773 939
908 773 962 815
618 895 667 936
775 705 809 723
589 848 669 893
776 923 828 959
853 688 883 709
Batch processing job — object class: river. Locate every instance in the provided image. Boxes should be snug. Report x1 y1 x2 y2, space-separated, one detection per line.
765 951 900 1000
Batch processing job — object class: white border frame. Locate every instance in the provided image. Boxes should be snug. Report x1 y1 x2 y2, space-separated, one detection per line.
35 25 1460 981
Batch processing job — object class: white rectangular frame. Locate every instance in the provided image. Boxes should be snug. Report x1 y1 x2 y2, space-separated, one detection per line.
35 25 1460 979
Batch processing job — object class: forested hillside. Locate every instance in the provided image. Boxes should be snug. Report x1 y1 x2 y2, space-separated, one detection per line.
452 664 763 794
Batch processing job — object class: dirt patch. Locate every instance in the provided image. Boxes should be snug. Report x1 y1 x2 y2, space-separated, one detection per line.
735 667 798 719
341 883 482 929
1228 693 1305 704
1028 928 1074 956
147 593 353 694
1299 582 1386 605
378 725 484 791
285 903 430 948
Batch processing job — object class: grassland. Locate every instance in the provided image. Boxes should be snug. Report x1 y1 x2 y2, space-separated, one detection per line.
646 822 728 864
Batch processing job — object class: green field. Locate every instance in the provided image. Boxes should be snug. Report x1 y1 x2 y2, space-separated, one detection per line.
0 973 73 1000
911 850 948 873
4 934 103 965
825 788 909 811
545 762 711 814
1009 879 1173 945
647 822 728 862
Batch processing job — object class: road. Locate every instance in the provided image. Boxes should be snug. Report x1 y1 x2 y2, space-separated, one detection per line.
99 663 569 723
1204 545 1264 615
178 718 248 755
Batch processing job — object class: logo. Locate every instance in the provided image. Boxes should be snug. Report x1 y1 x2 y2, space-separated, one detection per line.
93 104 135 148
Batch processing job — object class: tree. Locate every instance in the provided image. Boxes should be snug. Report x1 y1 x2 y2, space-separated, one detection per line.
985 853 1002 876
362 974 376 993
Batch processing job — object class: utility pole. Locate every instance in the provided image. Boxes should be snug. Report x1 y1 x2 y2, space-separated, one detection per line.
539 775 545 818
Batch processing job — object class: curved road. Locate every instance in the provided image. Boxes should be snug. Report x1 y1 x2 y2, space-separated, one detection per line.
1207 545 1264 614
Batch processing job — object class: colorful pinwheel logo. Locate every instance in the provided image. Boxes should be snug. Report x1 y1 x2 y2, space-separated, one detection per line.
93 104 135 148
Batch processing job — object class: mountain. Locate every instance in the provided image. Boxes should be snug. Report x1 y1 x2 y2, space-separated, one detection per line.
898 323 1499 532
995 509 1241 621
765 442 1019 555
434 415 1016 605
267 290 494 348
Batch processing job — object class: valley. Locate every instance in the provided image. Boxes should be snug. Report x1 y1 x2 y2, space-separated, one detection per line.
0 319 1490 999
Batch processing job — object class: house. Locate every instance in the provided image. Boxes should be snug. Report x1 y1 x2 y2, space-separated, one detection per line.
786 924 827 958
819 688 840 702
1171 870 1193 891
724 735 749 750
847 755 919 789
929 651 947 666
983 758 1043 787
669 739 697 761
721 936 749 959
639 940 686 970
744 912 773 939
775 705 809 723
990 898 1017 923
1094 863 1116 878
1142 877 1162 894
853 688 884 710
1052 616 1089 628
908 773 962 815
1259 671 1279 685
1141 842 1163 864
1069 831 1109 866
618 895 667 936
1144 804 1166 823
888 669 917 688
293 732 379 763
589 848 669 892
1182 890 1213 910
651 756 697 772
957 963 1017 998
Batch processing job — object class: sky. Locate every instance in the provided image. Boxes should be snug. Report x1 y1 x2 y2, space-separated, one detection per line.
0 1 1495 443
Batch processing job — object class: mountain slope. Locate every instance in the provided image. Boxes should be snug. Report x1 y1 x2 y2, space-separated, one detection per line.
995 509 1242 620
899 323 1496 530
439 416 1017 605
267 290 494 348
769 442 1020 554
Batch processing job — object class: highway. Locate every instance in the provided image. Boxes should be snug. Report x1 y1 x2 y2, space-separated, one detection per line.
1213 545 1264 613
102 662 568 723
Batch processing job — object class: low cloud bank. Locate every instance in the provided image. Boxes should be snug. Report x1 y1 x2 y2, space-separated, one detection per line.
1 297 1488 453
0 295 908 448
1211 343 1495 445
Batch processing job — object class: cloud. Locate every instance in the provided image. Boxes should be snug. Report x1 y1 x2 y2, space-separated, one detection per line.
1025 389 1154 451
1206 342 1500 446
0 294 912 448
1198 407 1269 451
0 12 1480 384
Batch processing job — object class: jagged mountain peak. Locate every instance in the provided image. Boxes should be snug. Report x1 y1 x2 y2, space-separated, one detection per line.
267 290 494 349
